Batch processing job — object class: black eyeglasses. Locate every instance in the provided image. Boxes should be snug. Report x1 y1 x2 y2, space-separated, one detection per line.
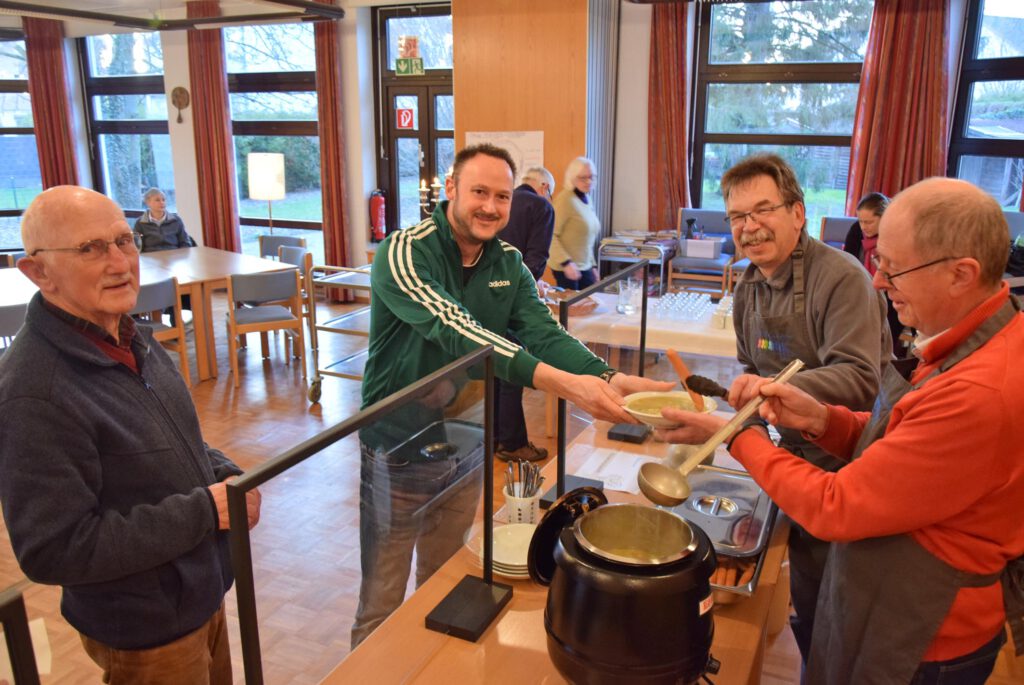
725 203 789 229
870 254 960 283
31 232 140 261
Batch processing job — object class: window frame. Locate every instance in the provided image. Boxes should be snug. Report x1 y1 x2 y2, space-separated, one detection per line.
947 0 1024 177
690 3 863 208
0 36 41 239
226 46 321 233
77 38 169 218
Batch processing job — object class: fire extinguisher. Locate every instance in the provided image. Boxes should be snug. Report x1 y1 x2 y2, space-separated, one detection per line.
370 189 387 242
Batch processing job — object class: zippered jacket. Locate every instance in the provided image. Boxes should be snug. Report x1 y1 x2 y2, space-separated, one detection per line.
362 202 610 409
0 293 241 650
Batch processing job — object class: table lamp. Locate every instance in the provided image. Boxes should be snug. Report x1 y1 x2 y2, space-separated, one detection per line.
248 152 286 234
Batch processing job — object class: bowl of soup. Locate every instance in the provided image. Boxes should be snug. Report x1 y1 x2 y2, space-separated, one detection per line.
623 391 717 428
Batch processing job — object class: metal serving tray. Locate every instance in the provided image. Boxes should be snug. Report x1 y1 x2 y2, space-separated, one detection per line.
387 419 484 465
669 464 777 598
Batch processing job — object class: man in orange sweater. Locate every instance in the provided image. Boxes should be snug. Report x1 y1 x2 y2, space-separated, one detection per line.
663 177 1024 684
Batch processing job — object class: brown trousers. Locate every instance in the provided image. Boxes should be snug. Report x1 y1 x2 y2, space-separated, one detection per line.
80 603 231 685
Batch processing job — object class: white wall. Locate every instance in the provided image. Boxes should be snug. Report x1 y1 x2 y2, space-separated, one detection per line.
611 1 651 231
159 31 203 245
340 6 379 264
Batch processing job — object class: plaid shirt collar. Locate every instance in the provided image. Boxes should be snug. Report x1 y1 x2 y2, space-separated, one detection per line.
41 299 139 353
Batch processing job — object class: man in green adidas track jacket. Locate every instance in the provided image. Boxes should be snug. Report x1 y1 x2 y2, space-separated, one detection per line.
351 144 672 647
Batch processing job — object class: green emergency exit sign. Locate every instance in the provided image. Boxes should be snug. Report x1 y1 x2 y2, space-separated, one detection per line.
395 57 425 76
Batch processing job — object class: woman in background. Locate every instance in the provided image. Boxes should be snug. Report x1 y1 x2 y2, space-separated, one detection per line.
548 157 601 290
843 192 909 357
134 188 196 252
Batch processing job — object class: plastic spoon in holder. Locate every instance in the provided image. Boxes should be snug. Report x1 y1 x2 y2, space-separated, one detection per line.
638 359 805 507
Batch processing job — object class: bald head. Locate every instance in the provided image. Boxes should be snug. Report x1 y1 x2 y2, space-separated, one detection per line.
889 177 1009 287
18 186 138 338
22 186 127 255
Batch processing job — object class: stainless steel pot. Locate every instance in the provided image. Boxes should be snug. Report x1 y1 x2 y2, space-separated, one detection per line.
528 488 719 685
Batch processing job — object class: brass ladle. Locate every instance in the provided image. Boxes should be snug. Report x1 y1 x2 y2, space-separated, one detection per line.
638 359 805 507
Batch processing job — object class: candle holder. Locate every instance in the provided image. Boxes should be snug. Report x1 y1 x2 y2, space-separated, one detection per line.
419 177 442 214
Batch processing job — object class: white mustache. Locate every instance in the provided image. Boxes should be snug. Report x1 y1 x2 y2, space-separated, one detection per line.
739 229 773 246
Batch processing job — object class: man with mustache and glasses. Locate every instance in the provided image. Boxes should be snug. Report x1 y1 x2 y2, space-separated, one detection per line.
717 154 892 670
353 144 673 647
0 186 260 684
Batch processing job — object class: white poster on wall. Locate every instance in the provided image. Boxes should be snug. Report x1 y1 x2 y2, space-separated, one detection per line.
464 131 544 185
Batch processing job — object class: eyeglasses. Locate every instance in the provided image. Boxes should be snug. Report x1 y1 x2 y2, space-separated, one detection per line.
31 232 139 261
870 254 960 283
725 203 788 229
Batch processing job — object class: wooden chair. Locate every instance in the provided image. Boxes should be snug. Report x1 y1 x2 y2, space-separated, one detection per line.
0 302 28 354
129 277 191 386
225 269 306 388
0 581 41 684
2 251 26 268
819 216 856 249
258 235 307 260
279 245 315 339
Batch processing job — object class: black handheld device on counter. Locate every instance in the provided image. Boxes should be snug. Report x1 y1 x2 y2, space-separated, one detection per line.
608 423 651 444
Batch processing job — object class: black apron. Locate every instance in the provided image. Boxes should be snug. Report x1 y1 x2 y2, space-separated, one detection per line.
745 249 849 661
807 297 1024 685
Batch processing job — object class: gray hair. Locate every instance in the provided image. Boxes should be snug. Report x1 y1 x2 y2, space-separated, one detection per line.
563 157 595 190
522 167 555 194
143 187 165 202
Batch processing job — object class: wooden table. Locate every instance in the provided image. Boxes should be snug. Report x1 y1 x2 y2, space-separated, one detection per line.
543 292 738 437
2 248 293 382
140 247 293 381
566 292 736 359
321 423 788 685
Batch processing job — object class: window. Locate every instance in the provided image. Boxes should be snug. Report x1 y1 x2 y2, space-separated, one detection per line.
224 23 323 263
949 0 1024 209
373 4 454 234
691 1 874 231
0 38 42 249
80 33 174 215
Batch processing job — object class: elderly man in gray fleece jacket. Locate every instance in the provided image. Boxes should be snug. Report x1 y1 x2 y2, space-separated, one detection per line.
0 186 261 685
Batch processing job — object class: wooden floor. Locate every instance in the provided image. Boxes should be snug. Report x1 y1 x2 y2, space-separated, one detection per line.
1 293 1021 684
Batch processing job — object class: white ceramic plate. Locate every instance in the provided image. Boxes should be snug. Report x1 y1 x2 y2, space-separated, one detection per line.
465 523 536 568
623 391 717 428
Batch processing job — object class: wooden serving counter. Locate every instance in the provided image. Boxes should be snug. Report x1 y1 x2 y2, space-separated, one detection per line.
321 422 789 685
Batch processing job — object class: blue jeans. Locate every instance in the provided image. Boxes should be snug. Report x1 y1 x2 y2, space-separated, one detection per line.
351 441 482 648
909 628 1005 685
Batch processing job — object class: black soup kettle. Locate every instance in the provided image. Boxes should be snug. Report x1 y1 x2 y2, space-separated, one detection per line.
527 487 719 685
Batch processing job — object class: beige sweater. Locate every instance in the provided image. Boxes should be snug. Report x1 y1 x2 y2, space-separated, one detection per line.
547 188 601 271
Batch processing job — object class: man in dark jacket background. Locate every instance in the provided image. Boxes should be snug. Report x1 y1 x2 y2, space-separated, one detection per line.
494 166 556 461
0 186 261 684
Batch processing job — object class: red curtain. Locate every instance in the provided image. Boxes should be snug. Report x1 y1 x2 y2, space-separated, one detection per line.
23 18 78 188
315 15 351 273
647 4 690 231
845 0 949 213
186 0 241 252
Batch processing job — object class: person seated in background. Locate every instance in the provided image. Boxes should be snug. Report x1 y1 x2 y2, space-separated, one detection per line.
133 188 196 252
843 191 910 357
134 188 194 323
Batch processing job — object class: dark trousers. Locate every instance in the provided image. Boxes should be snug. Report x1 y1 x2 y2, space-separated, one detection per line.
788 521 832 666
493 376 528 450
909 628 1005 685
553 268 597 291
